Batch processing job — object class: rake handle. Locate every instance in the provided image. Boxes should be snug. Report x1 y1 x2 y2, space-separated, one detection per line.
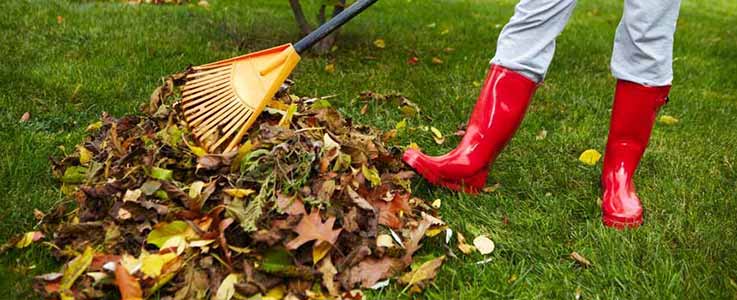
293 0 379 54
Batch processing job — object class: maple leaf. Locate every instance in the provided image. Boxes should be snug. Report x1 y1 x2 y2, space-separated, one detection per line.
285 210 342 250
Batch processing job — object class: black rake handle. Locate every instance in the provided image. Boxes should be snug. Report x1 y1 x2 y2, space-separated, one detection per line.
293 0 379 54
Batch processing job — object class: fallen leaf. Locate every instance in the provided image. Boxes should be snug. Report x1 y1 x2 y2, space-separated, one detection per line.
115 262 143 300
123 189 142 202
373 39 386 49
536 129 548 140
20 112 30 122
313 241 332 264
223 188 255 198
325 63 336 74
659 115 679 125
570 251 592 268
361 164 381 187
56 15 63 24
482 183 501 193
473 235 495 255
214 273 242 300
15 231 44 249
407 57 419 65
399 256 445 290
431 199 441 209
140 252 177 278
457 232 476 255
376 234 394 248
431 57 444 64
430 127 444 144
285 210 342 250
318 256 339 296
147 221 194 248
342 257 400 288
150 167 173 180
579 149 602 166
60 246 95 298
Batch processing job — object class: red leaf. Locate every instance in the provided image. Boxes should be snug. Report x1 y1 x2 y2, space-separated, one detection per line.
372 192 411 229
285 210 342 250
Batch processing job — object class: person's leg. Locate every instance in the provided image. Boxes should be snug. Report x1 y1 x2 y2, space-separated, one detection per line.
403 0 577 193
492 0 578 83
602 0 681 228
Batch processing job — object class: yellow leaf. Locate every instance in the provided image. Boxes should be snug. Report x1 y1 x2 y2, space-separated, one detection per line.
140 252 177 278
15 231 43 249
425 225 447 237
430 126 445 144
457 233 476 255
60 246 95 295
361 164 381 187
395 119 407 131
147 221 196 248
373 39 385 49
407 142 420 151
278 104 298 128
223 188 255 198
473 235 495 255
431 199 441 209
659 115 679 125
263 284 286 300
324 63 335 74
578 149 602 166
78 145 93 165
312 241 332 265
231 140 253 173
214 273 242 300
189 144 208 157
399 256 445 287
85 121 102 132
432 57 444 64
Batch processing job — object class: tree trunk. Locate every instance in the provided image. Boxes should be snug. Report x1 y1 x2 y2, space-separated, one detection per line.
288 0 347 55
288 0 312 36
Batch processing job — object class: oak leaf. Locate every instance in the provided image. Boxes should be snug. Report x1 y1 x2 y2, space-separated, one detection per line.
285 210 342 250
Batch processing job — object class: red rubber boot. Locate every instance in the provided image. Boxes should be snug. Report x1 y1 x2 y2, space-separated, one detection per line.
402 65 537 193
602 80 670 229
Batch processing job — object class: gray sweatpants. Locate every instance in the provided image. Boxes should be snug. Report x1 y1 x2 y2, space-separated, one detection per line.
490 0 681 86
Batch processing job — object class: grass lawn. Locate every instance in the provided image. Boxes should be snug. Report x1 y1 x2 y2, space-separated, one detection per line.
2 0 737 298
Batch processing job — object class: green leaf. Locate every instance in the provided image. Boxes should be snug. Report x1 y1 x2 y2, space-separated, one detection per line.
151 167 173 181
61 166 87 184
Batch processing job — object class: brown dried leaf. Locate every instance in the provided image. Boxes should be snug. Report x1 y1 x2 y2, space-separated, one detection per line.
570 251 592 268
285 210 342 250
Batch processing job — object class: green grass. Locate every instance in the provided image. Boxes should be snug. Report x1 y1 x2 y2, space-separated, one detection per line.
1 0 736 298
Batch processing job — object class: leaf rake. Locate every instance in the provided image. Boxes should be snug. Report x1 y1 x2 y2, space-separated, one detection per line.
181 0 378 153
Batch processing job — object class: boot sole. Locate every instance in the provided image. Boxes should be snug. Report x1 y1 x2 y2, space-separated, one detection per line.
602 214 642 229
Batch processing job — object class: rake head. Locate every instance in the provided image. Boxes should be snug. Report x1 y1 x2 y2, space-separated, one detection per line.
181 44 300 153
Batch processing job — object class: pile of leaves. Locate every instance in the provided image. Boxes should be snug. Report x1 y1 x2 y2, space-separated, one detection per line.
16 71 450 299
